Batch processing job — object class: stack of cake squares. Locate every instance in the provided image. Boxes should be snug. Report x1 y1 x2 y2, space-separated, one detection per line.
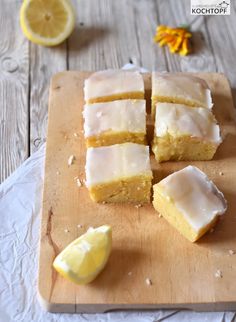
83 70 153 203
151 73 222 162
151 72 226 242
83 70 227 243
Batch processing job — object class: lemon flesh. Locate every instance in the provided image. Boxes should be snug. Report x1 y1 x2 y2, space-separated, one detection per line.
20 0 75 46
53 225 112 284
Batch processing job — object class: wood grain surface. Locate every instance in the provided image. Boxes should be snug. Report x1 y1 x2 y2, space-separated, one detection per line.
1 0 236 182
38 71 236 313
0 0 29 181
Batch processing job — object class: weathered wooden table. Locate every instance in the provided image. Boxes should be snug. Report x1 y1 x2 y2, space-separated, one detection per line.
0 0 236 183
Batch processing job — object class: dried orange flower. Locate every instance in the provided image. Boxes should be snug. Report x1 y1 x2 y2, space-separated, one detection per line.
153 25 192 56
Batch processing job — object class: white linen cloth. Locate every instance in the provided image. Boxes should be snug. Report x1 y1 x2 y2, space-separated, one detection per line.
0 64 236 322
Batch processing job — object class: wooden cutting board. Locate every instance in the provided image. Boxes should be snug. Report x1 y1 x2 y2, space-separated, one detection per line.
38 71 236 313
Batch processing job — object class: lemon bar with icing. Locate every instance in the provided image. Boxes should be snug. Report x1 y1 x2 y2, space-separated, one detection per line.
85 143 152 203
153 166 227 242
151 72 213 118
83 99 146 147
152 102 222 162
84 69 144 104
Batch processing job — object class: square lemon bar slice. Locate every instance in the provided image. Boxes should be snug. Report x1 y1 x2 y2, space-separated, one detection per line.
152 102 222 162
84 69 144 104
153 165 227 242
151 72 213 118
83 99 146 147
85 143 153 203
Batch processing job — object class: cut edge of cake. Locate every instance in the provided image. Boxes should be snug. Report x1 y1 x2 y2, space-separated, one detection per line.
152 102 222 163
151 72 213 119
85 143 153 203
84 69 145 104
83 99 147 148
152 165 227 242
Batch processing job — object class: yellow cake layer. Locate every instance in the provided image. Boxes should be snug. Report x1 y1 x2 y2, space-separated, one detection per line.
153 184 218 242
151 95 207 119
152 134 218 163
86 131 146 148
87 92 144 104
88 175 152 203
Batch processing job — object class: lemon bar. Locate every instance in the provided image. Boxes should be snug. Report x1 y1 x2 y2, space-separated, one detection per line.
151 72 213 118
153 165 227 242
85 143 152 203
84 69 144 104
152 102 222 162
83 99 146 147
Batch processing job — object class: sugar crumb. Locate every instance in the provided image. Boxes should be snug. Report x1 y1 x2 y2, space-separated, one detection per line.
137 187 141 191
228 249 235 256
219 171 224 176
76 178 82 187
73 132 79 137
145 278 152 286
68 155 75 166
64 229 69 233
96 111 103 118
135 204 142 209
77 224 83 228
56 171 60 175
215 269 223 278
158 213 163 218
102 201 107 204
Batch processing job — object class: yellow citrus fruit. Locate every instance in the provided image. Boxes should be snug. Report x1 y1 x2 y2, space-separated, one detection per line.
53 225 112 284
20 0 75 46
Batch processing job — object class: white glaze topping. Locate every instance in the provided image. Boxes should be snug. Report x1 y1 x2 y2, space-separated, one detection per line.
83 99 146 137
155 102 222 143
86 143 152 186
84 70 144 101
152 72 213 109
159 166 227 231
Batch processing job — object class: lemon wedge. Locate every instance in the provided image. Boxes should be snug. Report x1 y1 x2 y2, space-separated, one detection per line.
53 225 112 284
20 0 75 46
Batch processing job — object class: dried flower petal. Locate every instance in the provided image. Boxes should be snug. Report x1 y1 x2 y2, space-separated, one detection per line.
154 24 192 56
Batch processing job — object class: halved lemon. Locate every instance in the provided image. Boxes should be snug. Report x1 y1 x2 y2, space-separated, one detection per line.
53 225 112 284
20 0 75 46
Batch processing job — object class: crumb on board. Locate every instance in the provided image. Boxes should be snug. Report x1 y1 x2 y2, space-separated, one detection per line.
135 204 142 209
68 155 75 166
215 269 223 278
228 250 235 256
128 271 132 276
210 228 214 233
96 111 103 118
145 278 152 286
76 178 82 187
219 171 224 176
56 171 60 175
73 133 79 137
80 130 84 134
158 213 162 218
77 224 83 228
64 229 70 233
102 201 107 204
